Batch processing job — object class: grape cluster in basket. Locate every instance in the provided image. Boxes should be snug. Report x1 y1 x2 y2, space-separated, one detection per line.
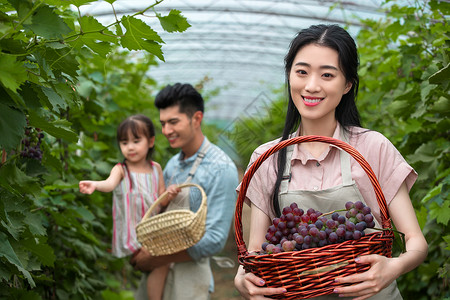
261 201 376 254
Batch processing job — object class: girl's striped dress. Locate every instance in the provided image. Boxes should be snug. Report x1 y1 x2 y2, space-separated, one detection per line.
111 162 159 258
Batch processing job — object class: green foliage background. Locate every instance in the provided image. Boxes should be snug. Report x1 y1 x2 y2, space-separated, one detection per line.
232 1 449 299
0 0 448 299
0 0 195 299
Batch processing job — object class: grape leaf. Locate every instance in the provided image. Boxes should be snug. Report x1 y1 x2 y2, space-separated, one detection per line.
407 142 438 163
421 185 442 203
429 201 450 225
429 63 450 84
42 0 72 8
6 0 32 21
23 5 71 39
120 16 164 61
416 206 428 230
54 81 81 107
23 211 46 237
28 110 78 143
115 23 123 36
22 237 55 267
72 206 95 222
0 38 27 54
0 232 35 287
0 102 26 152
0 261 10 282
69 0 97 7
140 40 164 62
157 9 191 33
1 211 24 240
0 163 41 197
444 235 450 251
18 83 41 111
68 16 117 57
121 16 163 43
40 86 67 110
0 55 28 92
431 96 450 113
34 46 80 78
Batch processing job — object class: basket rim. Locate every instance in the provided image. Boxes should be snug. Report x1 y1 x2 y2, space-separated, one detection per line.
234 135 392 259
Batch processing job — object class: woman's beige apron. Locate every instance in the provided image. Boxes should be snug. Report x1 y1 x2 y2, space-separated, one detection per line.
278 136 402 300
136 141 212 300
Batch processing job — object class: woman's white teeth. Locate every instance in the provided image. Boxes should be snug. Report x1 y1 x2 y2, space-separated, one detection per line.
304 97 321 103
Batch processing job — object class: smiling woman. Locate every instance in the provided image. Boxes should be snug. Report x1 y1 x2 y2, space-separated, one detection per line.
234 24 428 300
289 44 352 130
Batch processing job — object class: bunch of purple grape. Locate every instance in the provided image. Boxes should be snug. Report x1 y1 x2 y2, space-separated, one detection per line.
20 127 44 161
261 201 375 254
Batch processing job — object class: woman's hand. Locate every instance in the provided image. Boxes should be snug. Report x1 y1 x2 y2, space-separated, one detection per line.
334 182 428 300
235 205 286 299
333 254 400 300
234 265 287 300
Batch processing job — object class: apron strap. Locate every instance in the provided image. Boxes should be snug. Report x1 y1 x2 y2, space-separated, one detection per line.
185 138 211 183
280 145 294 194
279 127 354 193
340 129 353 186
340 150 353 186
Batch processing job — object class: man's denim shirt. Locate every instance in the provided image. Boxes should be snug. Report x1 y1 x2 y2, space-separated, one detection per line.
163 137 239 262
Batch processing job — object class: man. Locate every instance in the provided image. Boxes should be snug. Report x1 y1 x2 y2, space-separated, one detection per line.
131 83 239 300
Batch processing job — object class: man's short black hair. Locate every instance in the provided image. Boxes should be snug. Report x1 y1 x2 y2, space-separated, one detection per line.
154 83 204 117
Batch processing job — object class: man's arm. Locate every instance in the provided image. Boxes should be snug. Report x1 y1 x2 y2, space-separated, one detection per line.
130 248 191 271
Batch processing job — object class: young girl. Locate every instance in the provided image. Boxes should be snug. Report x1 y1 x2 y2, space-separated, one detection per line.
234 24 428 299
79 114 173 300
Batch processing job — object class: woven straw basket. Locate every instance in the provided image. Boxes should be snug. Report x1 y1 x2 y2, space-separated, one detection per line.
235 136 394 299
136 183 207 256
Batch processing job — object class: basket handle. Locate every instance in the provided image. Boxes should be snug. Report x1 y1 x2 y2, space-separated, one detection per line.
234 135 392 258
141 183 206 220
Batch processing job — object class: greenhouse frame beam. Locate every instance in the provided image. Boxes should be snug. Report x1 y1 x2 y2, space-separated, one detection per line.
91 7 364 27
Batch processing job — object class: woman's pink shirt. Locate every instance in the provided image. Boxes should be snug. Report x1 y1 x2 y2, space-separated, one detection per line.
238 124 417 223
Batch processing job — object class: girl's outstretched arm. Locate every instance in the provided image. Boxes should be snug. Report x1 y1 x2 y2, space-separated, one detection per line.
79 164 124 194
334 182 428 300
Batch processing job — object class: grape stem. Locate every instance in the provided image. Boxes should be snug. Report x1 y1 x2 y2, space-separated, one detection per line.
321 209 347 217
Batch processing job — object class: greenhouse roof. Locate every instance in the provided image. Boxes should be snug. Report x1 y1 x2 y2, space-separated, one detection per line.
80 0 387 126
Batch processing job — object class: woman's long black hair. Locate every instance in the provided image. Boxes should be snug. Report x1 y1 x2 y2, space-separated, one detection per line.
271 24 362 217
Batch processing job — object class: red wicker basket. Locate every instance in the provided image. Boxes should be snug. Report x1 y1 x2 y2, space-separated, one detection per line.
235 136 394 299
